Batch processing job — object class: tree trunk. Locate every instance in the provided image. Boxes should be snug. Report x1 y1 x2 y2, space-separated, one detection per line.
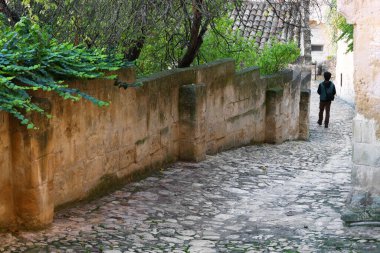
0 0 19 25
178 0 207 68
124 37 145 61
301 0 312 64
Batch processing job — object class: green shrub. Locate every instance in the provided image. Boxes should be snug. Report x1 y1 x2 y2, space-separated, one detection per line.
327 0 354 53
135 16 300 77
198 16 258 70
135 29 182 77
256 41 300 75
135 16 259 77
0 17 127 129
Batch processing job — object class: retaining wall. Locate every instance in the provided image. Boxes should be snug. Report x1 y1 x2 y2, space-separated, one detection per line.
0 59 311 229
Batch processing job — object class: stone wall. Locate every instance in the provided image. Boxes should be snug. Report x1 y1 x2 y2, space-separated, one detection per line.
0 60 310 230
0 112 15 229
338 0 380 223
336 40 355 106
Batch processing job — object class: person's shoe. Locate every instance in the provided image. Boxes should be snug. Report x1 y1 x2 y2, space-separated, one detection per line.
325 125 328 128
317 121 322 126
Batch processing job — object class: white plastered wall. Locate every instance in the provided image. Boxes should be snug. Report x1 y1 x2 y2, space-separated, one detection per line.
335 40 355 105
310 23 335 64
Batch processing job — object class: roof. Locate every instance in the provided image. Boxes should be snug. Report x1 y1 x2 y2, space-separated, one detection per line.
231 0 304 49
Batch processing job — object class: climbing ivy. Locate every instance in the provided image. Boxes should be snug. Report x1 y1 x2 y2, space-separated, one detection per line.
0 17 127 129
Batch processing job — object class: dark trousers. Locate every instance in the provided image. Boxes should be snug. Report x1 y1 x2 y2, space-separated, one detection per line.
318 101 331 126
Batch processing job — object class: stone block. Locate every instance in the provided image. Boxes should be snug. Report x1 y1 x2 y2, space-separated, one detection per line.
119 146 136 168
160 126 171 148
84 156 107 190
353 118 363 143
54 163 85 206
86 134 104 160
178 84 207 162
196 59 235 83
27 155 55 188
301 68 312 90
149 135 162 155
342 189 380 223
352 164 380 193
103 130 121 152
105 150 120 174
353 115 377 144
135 136 151 162
207 122 227 141
299 89 311 140
265 88 284 143
120 126 135 145
151 148 167 166
353 142 380 167
0 112 14 228
14 183 54 229
0 174 15 228
179 139 207 162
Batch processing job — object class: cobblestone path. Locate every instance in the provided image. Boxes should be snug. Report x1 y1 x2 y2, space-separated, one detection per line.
1 83 380 253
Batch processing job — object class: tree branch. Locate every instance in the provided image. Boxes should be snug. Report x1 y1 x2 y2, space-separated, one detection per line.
0 0 19 25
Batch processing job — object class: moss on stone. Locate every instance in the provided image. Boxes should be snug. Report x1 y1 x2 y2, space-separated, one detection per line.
56 155 178 212
135 136 149 145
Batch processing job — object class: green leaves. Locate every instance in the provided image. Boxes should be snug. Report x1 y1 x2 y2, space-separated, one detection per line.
327 1 354 53
0 17 128 128
336 18 354 53
198 16 258 70
256 41 300 75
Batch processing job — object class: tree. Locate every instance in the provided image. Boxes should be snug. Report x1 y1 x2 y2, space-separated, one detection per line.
4 0 305 75
5 0 174 59
0 0 19 25
0 17 126 128
326 0 353 52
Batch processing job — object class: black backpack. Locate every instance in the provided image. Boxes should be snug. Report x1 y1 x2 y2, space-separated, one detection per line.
324 82 334 101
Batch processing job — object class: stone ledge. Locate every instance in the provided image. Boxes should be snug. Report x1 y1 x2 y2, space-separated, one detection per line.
342 190 380 224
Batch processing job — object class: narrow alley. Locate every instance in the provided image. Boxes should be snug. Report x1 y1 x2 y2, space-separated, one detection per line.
1 82 379 252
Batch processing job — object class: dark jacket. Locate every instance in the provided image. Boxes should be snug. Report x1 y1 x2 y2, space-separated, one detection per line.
318 81 336 102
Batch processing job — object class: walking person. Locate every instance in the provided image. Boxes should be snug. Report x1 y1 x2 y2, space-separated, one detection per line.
317 71 336 128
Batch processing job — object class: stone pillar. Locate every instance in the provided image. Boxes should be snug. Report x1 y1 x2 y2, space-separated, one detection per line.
338 0 380 223
299 67 311 140
178 84 207 162
0 112 16 230
10 99 55 229
265 88 284 143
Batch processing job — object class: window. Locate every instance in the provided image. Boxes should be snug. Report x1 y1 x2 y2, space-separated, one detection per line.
311 45 324 52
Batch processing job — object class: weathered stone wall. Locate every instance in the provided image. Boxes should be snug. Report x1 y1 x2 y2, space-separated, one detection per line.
0 112 15 229
338 0 380 223
299 67 312 140
196 63 266 153
0 60 310 229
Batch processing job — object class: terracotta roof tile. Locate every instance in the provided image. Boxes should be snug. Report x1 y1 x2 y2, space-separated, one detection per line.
232 0 303 49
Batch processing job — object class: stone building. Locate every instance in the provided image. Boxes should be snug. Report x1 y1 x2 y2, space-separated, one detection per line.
338 0 380 223
309 1 335 66
309 0 355 105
